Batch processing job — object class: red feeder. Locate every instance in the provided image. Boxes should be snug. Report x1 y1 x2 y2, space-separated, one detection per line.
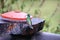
0 11 45 35
1 11 32 21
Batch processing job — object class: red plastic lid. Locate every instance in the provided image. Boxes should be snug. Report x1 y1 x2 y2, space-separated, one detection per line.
1 11 32 20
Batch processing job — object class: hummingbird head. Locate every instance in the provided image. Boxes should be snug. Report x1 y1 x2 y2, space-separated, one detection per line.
27 14 30 17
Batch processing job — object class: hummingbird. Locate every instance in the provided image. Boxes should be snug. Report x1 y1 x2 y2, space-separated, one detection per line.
26 14 33 29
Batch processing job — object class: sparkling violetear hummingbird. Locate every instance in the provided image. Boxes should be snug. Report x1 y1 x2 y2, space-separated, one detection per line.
26 14 33 29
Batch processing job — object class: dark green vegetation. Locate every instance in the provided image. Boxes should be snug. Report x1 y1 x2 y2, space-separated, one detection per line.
0 0 60 34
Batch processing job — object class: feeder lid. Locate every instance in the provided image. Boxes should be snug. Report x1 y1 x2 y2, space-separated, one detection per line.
1 11 32 20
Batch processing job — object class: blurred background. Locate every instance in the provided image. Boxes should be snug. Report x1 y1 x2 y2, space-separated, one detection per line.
0 0 60 34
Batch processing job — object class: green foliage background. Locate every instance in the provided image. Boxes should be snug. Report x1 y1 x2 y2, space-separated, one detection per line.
0 0 60 34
